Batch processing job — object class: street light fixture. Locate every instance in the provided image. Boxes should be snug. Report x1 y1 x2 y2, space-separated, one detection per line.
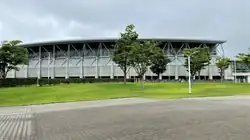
48 52 50 85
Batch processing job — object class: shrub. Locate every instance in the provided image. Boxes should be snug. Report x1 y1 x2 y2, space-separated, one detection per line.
0 78 135 88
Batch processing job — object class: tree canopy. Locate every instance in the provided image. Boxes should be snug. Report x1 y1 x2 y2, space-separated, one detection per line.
112 24 139 83
129 41 164 87
183 47 211 79
216 56 231 81
150 45 171 79
0 40 28 79
130 41 155 79
112 24 175 84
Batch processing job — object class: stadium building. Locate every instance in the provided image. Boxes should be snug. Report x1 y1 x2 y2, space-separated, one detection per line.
231 60 250 83
7 38 231 80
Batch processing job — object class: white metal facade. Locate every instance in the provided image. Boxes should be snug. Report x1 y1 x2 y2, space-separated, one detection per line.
7 38 228 80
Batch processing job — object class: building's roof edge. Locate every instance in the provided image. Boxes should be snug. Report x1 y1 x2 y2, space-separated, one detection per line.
18 37 227 47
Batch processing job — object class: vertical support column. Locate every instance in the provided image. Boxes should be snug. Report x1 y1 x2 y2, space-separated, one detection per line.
13 69 16 78
48 52 50 79
95 43 101 79
52 45 55 79
83 44 86 78
224 67 228 80
80 45 84 79
80 56 83 79
65 44 70 79
209 65 213 80
150 67 153 80
247 76 250 83
38 46 41 79
234 60 237 83
128 68 132 79
110 61 114 79
159 74 162 80
126 69 130 79
175 55 178 80
26 64 29 78
143 73 146 80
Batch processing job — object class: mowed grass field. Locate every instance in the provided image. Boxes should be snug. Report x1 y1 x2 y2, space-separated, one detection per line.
0 82 250 107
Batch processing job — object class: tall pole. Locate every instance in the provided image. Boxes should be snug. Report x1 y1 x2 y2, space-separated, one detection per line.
234 60 237 83
188 55 191 94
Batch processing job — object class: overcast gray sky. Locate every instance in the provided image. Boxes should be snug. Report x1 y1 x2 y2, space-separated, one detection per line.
0 0 249 58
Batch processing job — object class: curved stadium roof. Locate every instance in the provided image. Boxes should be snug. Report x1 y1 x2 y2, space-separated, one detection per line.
18 37 226 47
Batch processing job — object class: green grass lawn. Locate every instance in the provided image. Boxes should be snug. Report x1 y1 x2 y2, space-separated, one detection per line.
0 82 250 107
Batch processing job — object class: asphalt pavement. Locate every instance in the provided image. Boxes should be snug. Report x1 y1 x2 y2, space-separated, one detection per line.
1 96 250 140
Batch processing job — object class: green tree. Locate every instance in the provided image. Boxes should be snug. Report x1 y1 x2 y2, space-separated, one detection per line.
130 41 158 88
150 46 171 80
184 47 211 80
0 40 28 79
236 47 250 70
216 56 231 82
112 24 139 83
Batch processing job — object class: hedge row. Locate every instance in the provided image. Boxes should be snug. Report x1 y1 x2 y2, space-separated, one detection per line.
0 78 135 88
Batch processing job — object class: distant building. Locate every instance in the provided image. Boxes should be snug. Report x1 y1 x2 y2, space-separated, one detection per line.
231 60 250 83
9 38 228 80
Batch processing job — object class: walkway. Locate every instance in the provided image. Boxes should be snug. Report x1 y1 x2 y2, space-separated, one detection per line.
1 96 250 140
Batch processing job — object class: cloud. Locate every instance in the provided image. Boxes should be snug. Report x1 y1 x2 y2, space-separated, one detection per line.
0 0 250 58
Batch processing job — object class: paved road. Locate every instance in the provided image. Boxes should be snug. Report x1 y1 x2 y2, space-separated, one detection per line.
2 97 250 140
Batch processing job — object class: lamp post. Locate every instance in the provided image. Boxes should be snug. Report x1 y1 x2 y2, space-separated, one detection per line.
188 55 191 94
234 60 237 83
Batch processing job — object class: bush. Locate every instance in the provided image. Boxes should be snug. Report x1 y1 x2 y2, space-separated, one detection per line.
0 78 135 88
